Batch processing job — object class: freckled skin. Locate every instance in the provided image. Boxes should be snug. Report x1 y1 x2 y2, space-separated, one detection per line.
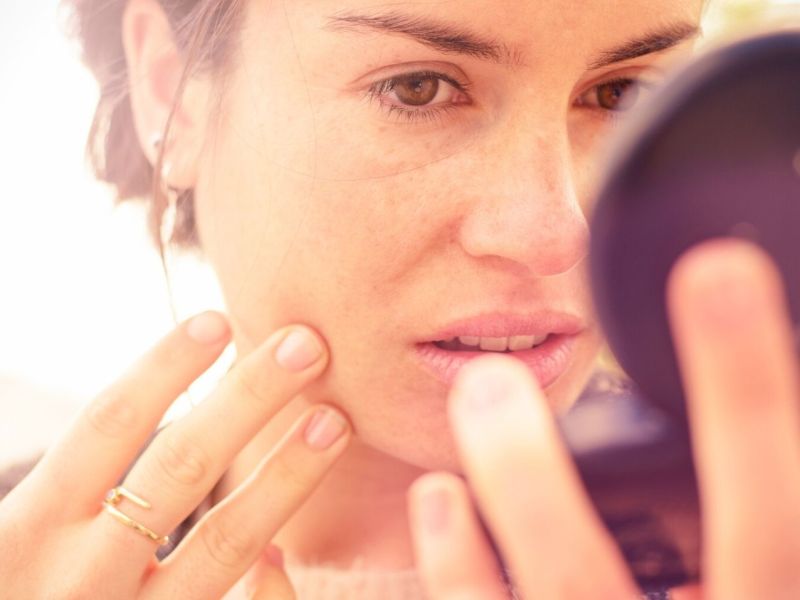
184 0 704 567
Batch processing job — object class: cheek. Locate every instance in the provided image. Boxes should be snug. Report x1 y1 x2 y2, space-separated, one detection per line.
568 114 612 190
193 130 441 336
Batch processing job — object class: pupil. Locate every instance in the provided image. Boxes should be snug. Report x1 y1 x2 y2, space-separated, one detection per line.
598 80 640 111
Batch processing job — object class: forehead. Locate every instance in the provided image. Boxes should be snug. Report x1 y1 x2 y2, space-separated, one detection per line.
298 1 700 40
243 0 704 73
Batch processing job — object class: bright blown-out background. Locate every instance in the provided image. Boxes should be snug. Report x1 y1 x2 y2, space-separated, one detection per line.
1 0 798 469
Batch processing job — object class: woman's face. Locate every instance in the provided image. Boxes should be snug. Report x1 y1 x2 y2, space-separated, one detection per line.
191 0 704 470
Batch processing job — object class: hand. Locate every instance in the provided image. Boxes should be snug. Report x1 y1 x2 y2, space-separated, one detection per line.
0 312 352 599
407 238 800 599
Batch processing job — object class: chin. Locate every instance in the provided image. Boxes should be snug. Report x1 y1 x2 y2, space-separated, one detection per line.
349 351 601 475
386 432 466 473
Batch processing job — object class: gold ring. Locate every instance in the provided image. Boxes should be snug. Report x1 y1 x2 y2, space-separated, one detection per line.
102 486 170 546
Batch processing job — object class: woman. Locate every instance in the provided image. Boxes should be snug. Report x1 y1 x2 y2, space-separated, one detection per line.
3 0 799 598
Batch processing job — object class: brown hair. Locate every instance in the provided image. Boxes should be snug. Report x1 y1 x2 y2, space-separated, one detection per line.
62 0 713 258
60 0 246 256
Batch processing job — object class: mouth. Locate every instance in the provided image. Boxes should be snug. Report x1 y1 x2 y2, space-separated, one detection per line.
412 310 586 388
432 333 551 353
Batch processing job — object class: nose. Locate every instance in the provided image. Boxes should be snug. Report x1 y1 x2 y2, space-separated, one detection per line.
457 126 590 278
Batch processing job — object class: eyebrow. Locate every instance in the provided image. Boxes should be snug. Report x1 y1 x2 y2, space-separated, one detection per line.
587 21 702 69
325 11 520 65
325 11 701 70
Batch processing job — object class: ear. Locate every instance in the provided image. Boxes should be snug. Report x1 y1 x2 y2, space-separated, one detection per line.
122 0 211 189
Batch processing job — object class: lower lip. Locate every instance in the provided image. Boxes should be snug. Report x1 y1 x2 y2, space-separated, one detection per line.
413 333 579 389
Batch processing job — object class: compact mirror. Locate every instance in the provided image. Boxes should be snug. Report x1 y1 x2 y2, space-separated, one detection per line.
563 28 800 591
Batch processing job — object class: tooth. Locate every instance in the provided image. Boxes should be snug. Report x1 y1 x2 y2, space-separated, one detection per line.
458 336 480 346
508 335 536 351
479 336 509 351
533 333 549 345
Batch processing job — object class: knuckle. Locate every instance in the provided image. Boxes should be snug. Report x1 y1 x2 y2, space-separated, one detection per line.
84 390 139 438
152 432 210 488
200 514 258 568
0 521 25 574
229 363 271 405
418 559 489 600
157 334 196 369
61 588 92 600
449 593 487 600
54 576 99 600
268 452 310 493
429 585 483 600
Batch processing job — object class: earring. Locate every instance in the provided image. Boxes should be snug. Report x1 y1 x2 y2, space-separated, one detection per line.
149 132 163 152
151 132 180 248
159 181 179 249
150 132 189 363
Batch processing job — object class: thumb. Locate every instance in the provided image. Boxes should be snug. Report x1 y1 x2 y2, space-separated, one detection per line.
246 545 296 600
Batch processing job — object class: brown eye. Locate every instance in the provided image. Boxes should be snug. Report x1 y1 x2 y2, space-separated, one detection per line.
596 79 640 111
393 75 440 106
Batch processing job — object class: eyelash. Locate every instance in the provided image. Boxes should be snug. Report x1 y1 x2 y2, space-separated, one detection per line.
579 76 654 123
365 70 473 124
365 71 650 125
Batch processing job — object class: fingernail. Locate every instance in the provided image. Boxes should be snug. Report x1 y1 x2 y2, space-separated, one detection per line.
275 328 323 371
680 242 768 328
700 272 760 326
455 359 516 412
304 407 348 450
263 544 284 568
186 312 230 344
415 484 450 534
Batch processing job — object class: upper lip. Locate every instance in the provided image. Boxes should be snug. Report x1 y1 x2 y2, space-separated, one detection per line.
424 310 588 342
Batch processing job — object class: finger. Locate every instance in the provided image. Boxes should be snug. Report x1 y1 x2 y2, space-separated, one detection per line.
408 471 509 600
247 554 296 600
217 546 294 600
95 324 329 563
448 354 641 599
249 566 295 600
666 238 800 599
27 311 231 517
670 583 704 600
141 404 349 600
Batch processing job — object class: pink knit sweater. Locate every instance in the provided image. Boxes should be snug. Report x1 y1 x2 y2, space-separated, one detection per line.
283 559 425 600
